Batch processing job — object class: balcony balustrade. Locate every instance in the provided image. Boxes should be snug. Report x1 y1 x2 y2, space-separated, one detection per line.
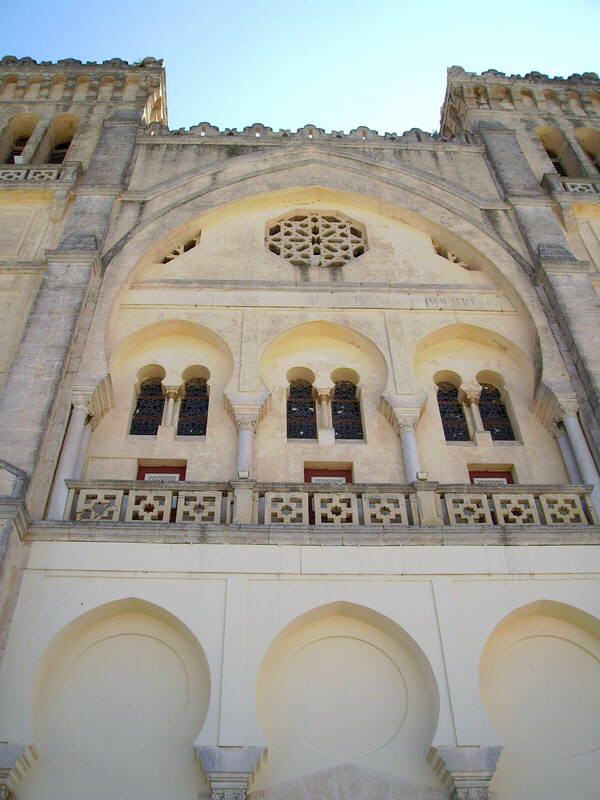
542 172 600 199
62 479 598 530
0 162 81 183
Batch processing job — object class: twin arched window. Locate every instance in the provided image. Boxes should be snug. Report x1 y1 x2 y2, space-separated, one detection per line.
286 378 364 440
287 379 317 439
436 380 515 442
130 377 210 437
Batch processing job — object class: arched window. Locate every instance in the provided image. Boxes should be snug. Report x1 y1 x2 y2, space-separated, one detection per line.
287 379 317 439
177 378 209 436
544 147 568 176
47 140 71 164
7 136 29 163
436 382 470 441
478 383 515 441
332 380 363 440
130 378 164 435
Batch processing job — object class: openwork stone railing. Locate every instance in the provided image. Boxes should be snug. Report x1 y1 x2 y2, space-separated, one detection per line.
63 480 598 528
0 163 81 183
543 172 600 197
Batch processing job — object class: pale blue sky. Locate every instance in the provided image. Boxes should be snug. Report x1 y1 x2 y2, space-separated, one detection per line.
1 0 598 133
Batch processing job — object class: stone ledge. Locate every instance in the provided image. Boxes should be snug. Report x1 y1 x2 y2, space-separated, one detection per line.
24 520 600 546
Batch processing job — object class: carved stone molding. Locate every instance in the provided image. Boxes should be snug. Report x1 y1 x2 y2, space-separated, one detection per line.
428 745 502 800
72 374 114 430
224 391 271 431
0 742 38 797
459 381 482 406
380 393 427 435
195 745 266 800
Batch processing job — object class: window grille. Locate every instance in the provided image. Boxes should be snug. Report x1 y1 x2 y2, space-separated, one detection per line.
266 211 367 268
332 381 364 440
287 379 317 439
177 378 209 436
545 147 567 176
129 378 165 436
48 141 70 164
7 136 29 163
437 382 470 441
478 383 515 441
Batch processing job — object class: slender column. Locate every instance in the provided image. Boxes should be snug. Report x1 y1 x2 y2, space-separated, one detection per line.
316 388 333 429
554 423 583 484
163 385 180 427
236 416 258 477
47 399 91 519
72 418 92 480
459 381 484 434
399 419 422 483
563 413 600 509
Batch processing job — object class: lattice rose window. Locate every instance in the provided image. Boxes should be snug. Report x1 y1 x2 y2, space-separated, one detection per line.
266 211 367 267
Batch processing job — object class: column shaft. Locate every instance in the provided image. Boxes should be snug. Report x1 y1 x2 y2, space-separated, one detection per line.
47 403 89 519
556 427 583 484
563 414 600 509
400 425 422 483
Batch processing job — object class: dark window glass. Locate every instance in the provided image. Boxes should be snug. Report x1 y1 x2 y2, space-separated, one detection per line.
48 141 70 164
332 380 363 440
585 150 600 174
479 383 515 441
130 378 164 435
287 379 317 439
545 147 567 176
437 382 470 441
177 378 209 436
7 136 29 163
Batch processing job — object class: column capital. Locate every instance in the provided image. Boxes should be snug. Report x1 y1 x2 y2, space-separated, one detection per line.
71 373 113 429
428 745 502 800
225 390 270 430
315 385 334 401
380 392 427 435
459 380 482 406
195 745 266 800
163 384 181 400
0 742 38 798
531 379 579 433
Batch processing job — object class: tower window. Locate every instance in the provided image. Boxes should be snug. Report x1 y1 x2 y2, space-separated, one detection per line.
177 378 209 436
7 136 29 163
436 382 470 442
479 383 515 441
48 141 71 164
266 210 367 268
287 379 317 439
130 378 165 436
545 147 567 176
332 381 363 440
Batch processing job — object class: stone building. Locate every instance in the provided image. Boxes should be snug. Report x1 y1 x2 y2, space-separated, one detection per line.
0 55 599 799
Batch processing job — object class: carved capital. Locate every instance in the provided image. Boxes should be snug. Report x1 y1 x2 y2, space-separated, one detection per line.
459 380 482 406
380 392 427 435
236 415 258 433
195 745 266 800
163 384 181 400
397 417 419 434
428 746 502 800
72 374 114 429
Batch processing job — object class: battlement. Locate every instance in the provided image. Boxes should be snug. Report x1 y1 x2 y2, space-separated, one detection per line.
441 66 600 137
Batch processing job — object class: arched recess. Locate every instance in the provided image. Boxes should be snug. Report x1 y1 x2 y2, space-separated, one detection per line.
22 598 211 800
255 601 442 796
257 320 392 481
85 320 236 481
77 154 567 399
480 601 600 800
413 322 567 483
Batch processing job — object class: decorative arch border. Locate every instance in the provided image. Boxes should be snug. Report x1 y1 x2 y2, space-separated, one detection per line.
77 155 567 398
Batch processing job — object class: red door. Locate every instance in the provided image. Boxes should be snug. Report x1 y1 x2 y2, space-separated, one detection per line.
136 465 187 481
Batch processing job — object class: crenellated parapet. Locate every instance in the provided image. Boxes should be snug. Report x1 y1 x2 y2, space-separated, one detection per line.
441 65 600 137
142 120 476 146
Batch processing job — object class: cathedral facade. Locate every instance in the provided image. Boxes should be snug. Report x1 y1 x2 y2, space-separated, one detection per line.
0 55 599 799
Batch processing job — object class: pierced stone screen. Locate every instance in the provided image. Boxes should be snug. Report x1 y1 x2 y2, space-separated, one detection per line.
266 211 367 268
